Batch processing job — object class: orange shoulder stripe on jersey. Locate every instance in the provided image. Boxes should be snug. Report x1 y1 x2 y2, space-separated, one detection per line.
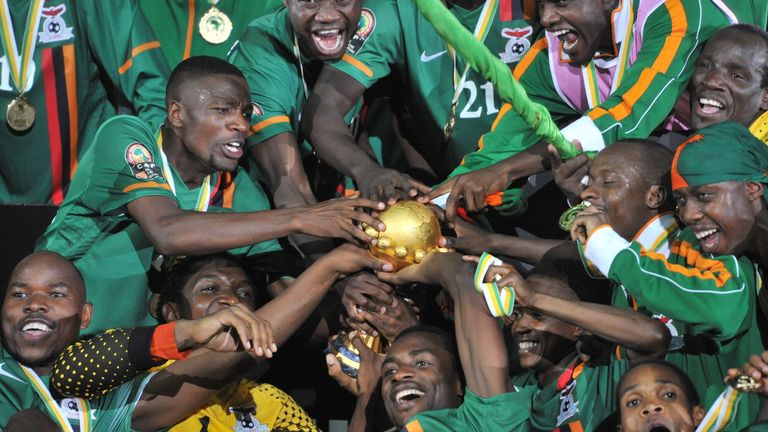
341 53 373 78
248 115 291 136
183 0 195 60
118 41 162 74
405 420 425 432
589 0 687 122
123 181 172 193
642 240 733 288
513 36 547 80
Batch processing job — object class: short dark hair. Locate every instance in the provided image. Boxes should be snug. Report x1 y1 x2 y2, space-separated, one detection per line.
708 24 768 88
166 55 246 107
617 360 700 409
393 325 461 375
529 255 611 305
152 252 249 322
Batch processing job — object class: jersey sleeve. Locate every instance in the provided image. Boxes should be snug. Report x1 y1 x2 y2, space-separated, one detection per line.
228 23 297 148
449 36 577 177
80 116 175 214
78 0 169 126
584 225 755 341
572 1 730 149
90 372 156 432
403 387 535 432
327 0 403 89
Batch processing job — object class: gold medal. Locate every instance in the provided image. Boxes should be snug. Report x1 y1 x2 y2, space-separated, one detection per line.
198 6 232 44
7 95 35 132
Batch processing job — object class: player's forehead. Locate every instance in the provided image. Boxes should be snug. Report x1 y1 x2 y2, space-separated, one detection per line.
620 364 685 395
178 74 249 105
7 252 84 295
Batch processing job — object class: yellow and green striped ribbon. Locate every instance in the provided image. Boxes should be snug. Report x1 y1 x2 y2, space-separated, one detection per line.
21 366 91 432
474 252 515 317
0 0 44 93
157 128 214 212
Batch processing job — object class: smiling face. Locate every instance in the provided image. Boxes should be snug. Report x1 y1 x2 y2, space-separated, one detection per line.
169 74 252 174
1 252 92 375
162 258 257 321
619 363 704 432
690 29 768 130
509 276 579 377
673 181 763 256
286 0 362 61
380 331 462 428
580 143 667 239
538 0 616 66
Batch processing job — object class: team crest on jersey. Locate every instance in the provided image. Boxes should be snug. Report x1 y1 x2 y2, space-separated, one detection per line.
346 8 375 55
557 380 580 426
229 405 268 432
39 5 74 44
125 142 163 181
499 26 533 64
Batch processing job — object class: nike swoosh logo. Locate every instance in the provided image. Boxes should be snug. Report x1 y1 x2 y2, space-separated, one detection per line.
0 363 25 383
421 50 447 62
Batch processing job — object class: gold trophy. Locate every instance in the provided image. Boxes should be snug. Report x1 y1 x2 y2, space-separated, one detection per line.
364 201 442 271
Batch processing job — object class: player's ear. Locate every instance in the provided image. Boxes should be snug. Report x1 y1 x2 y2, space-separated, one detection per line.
745 181 764 203
692 404 705 427
161 303 181 322
80 302 93 330
760 86 768 111
646 184 667 210
167 100 184 128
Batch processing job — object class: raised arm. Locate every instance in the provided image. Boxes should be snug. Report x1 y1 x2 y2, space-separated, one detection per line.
379 252 511 397
302 66 428 204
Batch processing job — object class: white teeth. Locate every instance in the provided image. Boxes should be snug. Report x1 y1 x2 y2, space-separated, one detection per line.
227 141 241 148
518 341 538 351
553 29 569 36
695 228 718 239
395 389 425 404
22 322 51 332
315 29 340 37
699 98 724 108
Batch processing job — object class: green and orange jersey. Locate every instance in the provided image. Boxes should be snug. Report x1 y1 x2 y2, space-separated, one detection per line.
328 0 539 179
36 115 281 334
138 0 282 67
583 225 764 431
401 387 536 432
0 0 169 204
451 0 766 177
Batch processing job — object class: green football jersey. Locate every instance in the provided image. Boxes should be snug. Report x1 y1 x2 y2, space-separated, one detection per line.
329 0 539 178
36 115 281 334
138 0 282 67
402 387 536 432
0 344 152 431
0 0 168 204
585 225 765 431
512 351 628 431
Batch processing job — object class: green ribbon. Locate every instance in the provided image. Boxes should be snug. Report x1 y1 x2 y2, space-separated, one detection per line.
412 0 580 159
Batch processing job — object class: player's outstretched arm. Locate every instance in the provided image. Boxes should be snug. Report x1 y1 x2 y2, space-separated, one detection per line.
302 66 429 205
127 194 385 256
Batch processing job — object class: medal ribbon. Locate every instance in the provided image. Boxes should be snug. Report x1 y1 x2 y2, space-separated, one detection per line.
20 366 91 432
444 0 498 134
0 0 44 94
581 0 634 109
473 252 515 317
157 129 214 212
291 32 309 101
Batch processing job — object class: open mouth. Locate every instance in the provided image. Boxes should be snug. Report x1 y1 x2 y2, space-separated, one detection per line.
21 320 53 339
312 29 344 55
394 388 425 406
518 340 540 352
553 29 579 52
649 427 671 432
694 227 720 251
696 97 725 116
222 141 243 159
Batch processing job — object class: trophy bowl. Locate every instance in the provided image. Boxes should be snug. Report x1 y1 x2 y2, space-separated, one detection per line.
364 201 441 271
